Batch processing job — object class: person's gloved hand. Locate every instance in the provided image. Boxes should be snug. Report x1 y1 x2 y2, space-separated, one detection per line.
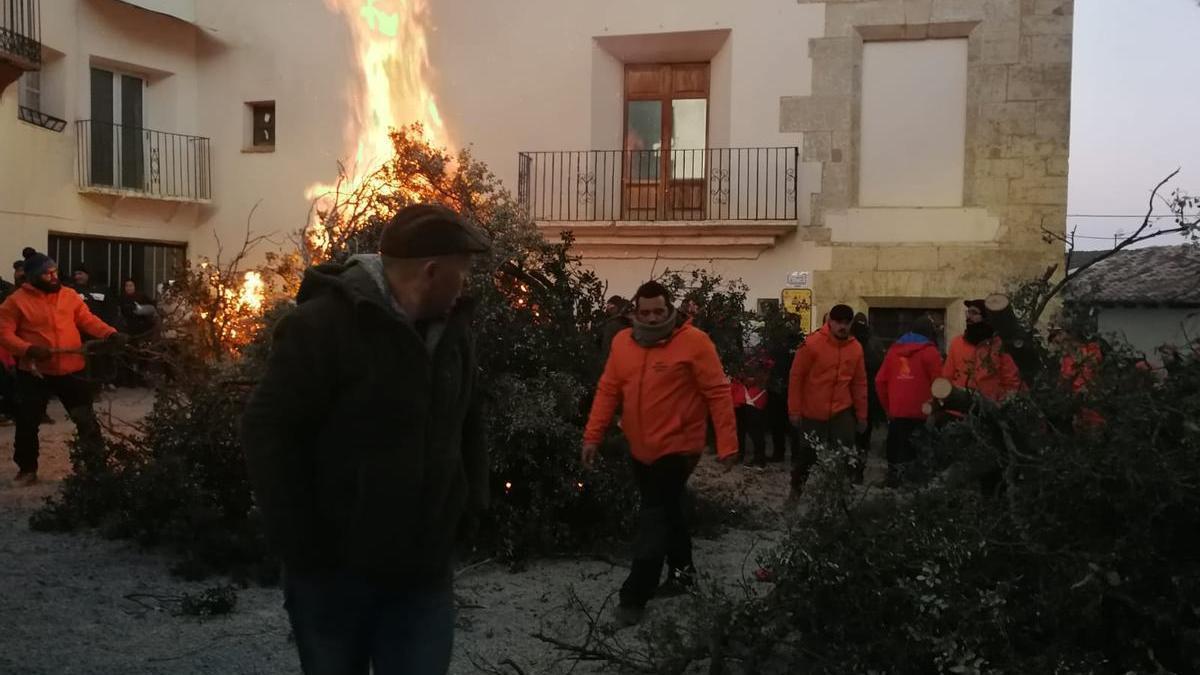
107 332 130 348
25 345 50 361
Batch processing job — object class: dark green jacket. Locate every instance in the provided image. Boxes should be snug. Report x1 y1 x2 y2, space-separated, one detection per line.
241 255 487 588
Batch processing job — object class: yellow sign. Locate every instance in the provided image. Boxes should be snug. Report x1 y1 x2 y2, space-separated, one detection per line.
781 288 813 333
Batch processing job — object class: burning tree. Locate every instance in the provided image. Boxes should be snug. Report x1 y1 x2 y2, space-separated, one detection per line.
304 124 642 559
31 124 647 573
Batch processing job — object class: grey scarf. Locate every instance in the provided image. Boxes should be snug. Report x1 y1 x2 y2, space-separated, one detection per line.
632 308 681 347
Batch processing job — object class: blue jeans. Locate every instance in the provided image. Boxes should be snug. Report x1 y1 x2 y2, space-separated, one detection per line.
283 569 455 675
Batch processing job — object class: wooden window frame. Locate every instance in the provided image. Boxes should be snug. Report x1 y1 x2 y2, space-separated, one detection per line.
621 63 710 220
251 101 276 148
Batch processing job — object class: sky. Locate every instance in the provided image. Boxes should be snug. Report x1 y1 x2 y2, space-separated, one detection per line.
1067 0 1200 250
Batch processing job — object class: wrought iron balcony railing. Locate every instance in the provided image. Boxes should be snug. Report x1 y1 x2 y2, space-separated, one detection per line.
0 0 40 67
517 147 799 222
18 105 64 132
76 120 212 202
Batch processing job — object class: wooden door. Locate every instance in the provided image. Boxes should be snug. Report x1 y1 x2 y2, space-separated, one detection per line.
622 63 709 220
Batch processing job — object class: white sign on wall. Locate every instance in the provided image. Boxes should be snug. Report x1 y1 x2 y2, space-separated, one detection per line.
786 271 811 288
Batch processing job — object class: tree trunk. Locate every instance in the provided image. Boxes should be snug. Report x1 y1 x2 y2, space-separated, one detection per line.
985 294 1041 384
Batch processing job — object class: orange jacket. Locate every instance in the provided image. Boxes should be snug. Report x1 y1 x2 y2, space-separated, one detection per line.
1060 342 1102 393
788 326 868 424
943 334 1021 402
0 284 117 376
584 320 738 464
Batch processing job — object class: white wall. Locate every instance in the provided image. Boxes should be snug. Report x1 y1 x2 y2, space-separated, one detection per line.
1097 306 1200 363
115 0 195 24
4 0 828 285
0 0 203 271
191 0 353 260
859 39 968 208
428 0 823 189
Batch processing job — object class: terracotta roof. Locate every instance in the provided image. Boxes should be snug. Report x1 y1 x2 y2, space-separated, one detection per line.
1067 244 1200 307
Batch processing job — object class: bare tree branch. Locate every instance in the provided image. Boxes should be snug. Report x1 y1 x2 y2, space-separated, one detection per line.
1030 169 1185 325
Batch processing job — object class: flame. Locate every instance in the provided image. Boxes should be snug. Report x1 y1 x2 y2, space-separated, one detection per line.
306 0 448 257
238 271 265 313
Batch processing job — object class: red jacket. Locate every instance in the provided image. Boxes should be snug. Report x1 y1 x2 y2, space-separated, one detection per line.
1060 342 1102 393
0 284 116 376
585 319 738 464
943 334 1021 402
731 380 768 410
875 335 943 420
788 325 868 424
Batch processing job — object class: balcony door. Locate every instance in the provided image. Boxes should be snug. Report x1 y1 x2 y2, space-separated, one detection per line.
623 63 708 220
89 67 144 191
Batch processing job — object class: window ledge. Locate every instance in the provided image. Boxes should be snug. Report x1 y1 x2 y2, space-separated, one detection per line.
241 145 275 154
78 185 212 205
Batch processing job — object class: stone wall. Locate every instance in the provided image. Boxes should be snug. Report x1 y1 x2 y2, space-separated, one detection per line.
779 0 1073 332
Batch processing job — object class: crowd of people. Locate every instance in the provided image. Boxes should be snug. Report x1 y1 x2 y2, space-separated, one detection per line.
0 247 155 486
581 284 1094 626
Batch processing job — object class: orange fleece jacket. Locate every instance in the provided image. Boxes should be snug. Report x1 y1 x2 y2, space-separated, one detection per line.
0 285 116 376
787 326 868 424
943 334 1022 402
584 321 738 464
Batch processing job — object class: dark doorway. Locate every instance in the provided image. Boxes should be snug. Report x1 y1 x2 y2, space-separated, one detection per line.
48 233 185 299
868 307 947 352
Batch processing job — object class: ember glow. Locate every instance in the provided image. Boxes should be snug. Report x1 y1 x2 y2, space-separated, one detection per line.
305 0 448 259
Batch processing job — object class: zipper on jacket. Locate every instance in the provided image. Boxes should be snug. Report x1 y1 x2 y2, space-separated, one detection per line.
636 347 649 454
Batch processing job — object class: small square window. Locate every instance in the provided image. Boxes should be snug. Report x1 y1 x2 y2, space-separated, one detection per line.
249 101 275 148
757 298 780 315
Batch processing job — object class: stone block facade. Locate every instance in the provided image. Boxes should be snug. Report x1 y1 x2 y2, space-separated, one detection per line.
781 0 1072 333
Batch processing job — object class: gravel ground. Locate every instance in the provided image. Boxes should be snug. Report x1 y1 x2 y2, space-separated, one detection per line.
0 389 805 674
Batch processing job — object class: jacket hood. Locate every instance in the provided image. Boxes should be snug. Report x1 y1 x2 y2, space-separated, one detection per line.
895 332 933 346
296 254 390 310
295 253 475 322
892 334 938 357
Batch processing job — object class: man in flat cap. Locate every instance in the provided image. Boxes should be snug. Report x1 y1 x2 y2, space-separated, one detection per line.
242 204 491 675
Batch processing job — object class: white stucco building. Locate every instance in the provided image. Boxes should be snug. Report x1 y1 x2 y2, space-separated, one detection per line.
1 0 1075 343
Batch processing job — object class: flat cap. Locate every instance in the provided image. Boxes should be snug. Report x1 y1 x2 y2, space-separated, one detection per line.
379 204 491 259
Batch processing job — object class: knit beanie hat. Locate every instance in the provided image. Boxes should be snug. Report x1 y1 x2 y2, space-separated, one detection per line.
23 251 55 278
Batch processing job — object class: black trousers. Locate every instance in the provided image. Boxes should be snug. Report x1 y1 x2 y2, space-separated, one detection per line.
0 366 14 418
620 454 697 608
791 410 856 492
885 418 923 484
735 406 767 464
12 371 99 473
766 393 798 462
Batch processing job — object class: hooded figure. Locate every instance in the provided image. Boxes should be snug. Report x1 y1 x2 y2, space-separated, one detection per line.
241 204 491 674
943 299 1021 402
875 315 944 485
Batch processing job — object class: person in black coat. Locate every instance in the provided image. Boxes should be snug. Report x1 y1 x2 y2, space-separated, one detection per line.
117 279 156 337
851 313 885 483
241 204 491 675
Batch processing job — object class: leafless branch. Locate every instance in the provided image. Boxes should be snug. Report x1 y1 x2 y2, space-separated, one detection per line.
1030 169 1187 325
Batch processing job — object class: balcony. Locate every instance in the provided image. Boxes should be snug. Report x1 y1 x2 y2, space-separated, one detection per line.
76 120 212 204
518 147 799 258
0 0 40 95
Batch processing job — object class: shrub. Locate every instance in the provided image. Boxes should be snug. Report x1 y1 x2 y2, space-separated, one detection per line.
567 332 1200 674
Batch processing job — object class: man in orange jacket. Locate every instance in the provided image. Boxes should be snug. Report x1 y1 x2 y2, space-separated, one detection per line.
0 252 123 486
583 280 738 626
788 304 868 496
943 299 1021 403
